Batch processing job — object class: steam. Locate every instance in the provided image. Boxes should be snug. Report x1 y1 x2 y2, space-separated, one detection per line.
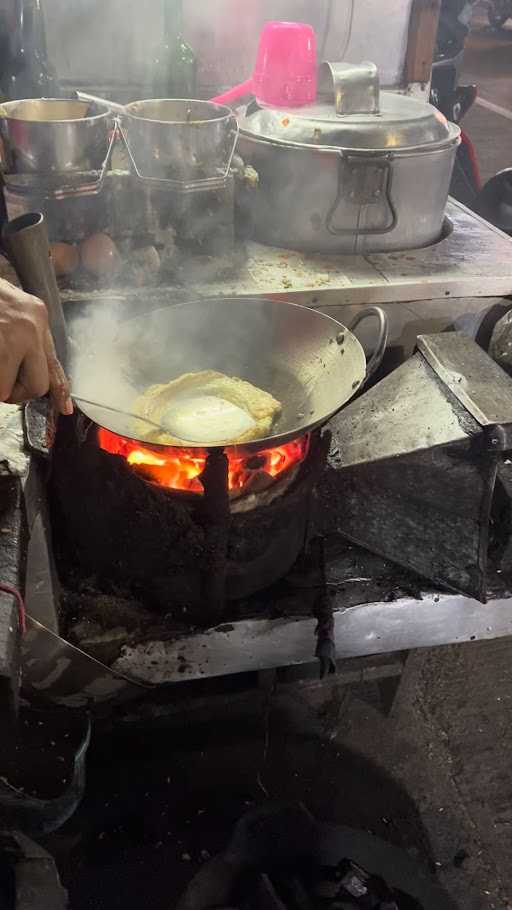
69 298 141 436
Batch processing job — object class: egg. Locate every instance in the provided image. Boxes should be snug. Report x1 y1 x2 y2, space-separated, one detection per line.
50 242 79 276
164 395 257 444
133 371 282 445
79 233 120 277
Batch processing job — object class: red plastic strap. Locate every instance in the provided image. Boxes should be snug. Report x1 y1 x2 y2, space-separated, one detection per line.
460 129 482 192
0 583 26 635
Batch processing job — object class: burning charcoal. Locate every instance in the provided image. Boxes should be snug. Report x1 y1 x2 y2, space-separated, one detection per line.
240 471 276 495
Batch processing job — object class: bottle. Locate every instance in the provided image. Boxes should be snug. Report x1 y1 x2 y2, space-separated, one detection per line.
0 9 11 99
150 0 196 99
7 0 61 100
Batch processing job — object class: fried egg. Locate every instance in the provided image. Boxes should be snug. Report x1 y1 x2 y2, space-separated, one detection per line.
133 370 282 445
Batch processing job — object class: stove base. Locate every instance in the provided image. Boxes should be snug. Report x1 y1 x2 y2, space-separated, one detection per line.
20 523 512 705
50 421 327 627
112 585 512 685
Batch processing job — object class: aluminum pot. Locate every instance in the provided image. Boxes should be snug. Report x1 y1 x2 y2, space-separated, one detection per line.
0 99 113 175
119 98 238 188
238 62 461 254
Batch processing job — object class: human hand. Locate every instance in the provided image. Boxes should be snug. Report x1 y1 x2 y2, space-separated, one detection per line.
0 278 73 414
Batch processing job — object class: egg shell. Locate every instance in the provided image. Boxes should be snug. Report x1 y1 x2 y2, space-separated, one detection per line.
50 242 80 276
80 233 120 276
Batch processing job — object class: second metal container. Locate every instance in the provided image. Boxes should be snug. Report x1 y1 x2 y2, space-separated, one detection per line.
0 99 113 175
119 98 237 188
238 62 461 254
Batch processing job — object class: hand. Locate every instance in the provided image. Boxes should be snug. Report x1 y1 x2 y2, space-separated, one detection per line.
0 278 73 415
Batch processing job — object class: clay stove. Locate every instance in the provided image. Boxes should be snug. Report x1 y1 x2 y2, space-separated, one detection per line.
50 413 329 631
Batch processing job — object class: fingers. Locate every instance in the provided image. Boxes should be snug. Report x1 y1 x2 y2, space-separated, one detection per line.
8 344 49 403
0 294 49 404
0 283 73 414
0 338 23 402
44 328 73 416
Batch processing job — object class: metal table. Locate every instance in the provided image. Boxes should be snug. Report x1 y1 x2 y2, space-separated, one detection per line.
199 200 512 307
112 587 512 685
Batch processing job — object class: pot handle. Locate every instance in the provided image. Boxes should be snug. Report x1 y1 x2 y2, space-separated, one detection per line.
325 153 397 237
348 305 388 384
118 113 239 191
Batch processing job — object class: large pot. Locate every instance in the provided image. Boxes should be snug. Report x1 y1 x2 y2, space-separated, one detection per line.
119 98 238 188
0 99 113 175
238 62 461 254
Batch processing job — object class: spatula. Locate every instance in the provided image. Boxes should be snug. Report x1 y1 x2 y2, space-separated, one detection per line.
72 395 175 437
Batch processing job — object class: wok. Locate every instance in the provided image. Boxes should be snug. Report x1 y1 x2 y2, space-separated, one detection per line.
74 298 388 452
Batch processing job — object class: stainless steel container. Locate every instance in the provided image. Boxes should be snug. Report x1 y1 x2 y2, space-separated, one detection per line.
0 99 113 175
119 98 238 190
238 62 461 254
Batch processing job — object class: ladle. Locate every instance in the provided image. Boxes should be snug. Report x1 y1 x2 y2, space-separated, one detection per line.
75 91 126 115
72 395 253 447
72 395 175 437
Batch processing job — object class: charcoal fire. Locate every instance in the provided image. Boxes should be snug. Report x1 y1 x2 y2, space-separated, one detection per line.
97 427 311 499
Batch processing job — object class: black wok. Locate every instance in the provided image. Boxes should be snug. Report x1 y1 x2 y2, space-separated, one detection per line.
73 298 388 451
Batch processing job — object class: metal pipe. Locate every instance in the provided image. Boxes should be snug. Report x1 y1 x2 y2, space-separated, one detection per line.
75 90 125 115
2 212 68 366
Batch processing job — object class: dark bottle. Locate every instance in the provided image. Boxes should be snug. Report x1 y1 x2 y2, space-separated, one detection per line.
0 10 12 100
150 0 196 98
7 0 61 100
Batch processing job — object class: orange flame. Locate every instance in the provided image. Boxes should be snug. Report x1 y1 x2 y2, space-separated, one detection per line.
97 428 310 495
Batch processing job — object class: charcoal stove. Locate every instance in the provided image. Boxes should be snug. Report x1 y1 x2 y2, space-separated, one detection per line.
50 413 327 623
8 323 512 707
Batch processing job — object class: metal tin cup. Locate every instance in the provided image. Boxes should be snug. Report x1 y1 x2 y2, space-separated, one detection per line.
0 99 113 175
119 99 239 191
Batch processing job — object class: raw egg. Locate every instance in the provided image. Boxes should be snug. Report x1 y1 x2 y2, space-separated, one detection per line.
80 233 120 277
50 242 79 276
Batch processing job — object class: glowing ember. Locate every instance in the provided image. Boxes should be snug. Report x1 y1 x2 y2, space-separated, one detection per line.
97 428 310 496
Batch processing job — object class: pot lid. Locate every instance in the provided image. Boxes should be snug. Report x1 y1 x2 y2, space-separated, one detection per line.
239 61 455 152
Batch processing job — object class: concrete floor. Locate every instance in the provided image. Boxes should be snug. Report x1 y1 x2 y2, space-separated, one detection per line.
41 15 512 910
46 645 512 909
462 11 512 181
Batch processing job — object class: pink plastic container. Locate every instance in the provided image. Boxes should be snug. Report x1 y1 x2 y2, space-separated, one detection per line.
211 21 317 108
253 21 317 107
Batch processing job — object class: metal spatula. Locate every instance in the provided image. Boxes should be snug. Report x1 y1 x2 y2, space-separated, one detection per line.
72 395 175 437
73 393 257 447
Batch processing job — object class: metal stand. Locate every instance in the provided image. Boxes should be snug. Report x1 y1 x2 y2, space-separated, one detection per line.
200 450 230 623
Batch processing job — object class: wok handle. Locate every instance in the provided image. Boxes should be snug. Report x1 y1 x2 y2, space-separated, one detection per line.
348 306 388 384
